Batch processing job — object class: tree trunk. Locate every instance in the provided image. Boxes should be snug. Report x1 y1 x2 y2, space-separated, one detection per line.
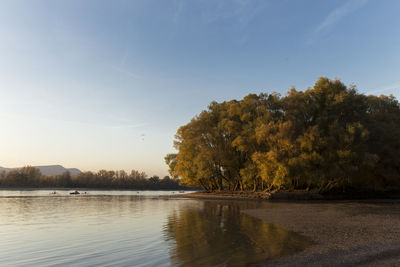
199 179 209 192
218 177 223 191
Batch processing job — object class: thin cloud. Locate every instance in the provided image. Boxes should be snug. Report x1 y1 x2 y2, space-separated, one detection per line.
111 65 142 80
309 0 368 43
365 82 400 95
199 0 265 28
172 0 185 23
57 118 148 130
1 110 148 130
198 0 267 45
109 123 148 129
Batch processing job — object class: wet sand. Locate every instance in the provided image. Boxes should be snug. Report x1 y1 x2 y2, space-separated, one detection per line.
244 201 400 266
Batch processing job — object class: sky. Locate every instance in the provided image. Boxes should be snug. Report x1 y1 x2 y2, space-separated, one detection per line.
0 0 399 177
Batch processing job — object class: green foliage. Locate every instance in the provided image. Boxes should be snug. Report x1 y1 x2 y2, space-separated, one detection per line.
167 77 400 193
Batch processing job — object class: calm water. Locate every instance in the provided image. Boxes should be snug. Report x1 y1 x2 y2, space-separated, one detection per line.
0 190 312 266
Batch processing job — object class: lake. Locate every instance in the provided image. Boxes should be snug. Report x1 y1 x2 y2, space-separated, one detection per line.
0 190 312 266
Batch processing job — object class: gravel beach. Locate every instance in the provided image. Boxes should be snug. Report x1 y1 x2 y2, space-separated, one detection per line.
243 201 400 266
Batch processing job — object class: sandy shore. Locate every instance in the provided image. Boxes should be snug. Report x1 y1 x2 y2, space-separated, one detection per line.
165 190 324 200
166 191 272 200
243 201 400 266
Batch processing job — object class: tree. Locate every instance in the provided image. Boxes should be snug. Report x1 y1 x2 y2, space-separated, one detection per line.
167 77 400 193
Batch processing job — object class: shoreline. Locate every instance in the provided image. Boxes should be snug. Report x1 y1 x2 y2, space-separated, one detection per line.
166 190 400 201
165 191 273 201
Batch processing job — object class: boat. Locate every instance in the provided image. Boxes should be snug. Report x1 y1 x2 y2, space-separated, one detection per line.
70 190 80 195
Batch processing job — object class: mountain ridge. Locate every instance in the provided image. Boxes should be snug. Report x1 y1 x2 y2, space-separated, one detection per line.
0 165 82 176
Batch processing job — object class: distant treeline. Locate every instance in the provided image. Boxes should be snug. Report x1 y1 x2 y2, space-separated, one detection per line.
0 166 190 190
166 77 400 193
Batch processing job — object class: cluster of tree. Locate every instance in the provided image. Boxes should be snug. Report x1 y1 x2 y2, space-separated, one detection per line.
0 166 189 190
166 77 400 193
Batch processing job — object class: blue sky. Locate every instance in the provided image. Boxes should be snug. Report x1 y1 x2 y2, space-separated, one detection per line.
0 0 399 177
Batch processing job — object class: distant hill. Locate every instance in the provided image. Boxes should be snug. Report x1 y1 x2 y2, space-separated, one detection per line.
0 165 82 176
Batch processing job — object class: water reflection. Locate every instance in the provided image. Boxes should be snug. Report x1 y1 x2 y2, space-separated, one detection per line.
0 193 312 266
0 195 174 267
165 200 313 267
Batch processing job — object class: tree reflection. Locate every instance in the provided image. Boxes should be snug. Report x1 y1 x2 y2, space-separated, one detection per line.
165 201 313 267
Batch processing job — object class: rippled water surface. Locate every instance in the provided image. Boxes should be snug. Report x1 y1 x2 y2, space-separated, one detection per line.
0 190 312 266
